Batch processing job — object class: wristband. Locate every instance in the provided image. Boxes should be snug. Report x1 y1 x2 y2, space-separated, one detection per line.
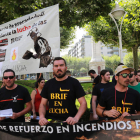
102 110 105 117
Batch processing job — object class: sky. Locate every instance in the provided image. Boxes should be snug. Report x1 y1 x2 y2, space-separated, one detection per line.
60 27 87 56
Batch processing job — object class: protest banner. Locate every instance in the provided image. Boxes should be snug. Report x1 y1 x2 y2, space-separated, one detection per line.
0 4 60 76
0 116 140 140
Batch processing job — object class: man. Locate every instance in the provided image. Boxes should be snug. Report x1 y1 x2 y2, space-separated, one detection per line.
0 69 32 122
112 63 124 85
39 57 87 125
96 65 140 119
128 70 140 93
137 70 140 82
92 70 114 120
66 70 71 76
88 70 100 120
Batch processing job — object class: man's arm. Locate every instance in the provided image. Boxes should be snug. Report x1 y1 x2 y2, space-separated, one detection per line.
92 95 98 120
39 98 49 126
10 101 32 120
66 96 87 125
96 104 120 118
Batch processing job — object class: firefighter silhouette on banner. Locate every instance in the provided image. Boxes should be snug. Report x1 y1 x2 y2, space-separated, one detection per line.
22 27 54 68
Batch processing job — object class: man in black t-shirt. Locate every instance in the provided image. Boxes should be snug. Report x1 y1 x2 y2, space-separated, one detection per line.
88 70 100 120
39 57 87 125
0 69 32 122
97 65 140 119
92 70 114 120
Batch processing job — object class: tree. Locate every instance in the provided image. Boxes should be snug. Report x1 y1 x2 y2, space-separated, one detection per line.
103 55 120 73
63 56 91 76
0 0 114 28
85 0 140 70
0 0 113 49
123 52 140 68
60 27 75 49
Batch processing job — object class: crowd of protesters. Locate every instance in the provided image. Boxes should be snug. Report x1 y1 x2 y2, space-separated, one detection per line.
0 57 140 125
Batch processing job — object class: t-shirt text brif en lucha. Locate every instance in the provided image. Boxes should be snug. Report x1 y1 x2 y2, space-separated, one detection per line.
41 77 86 121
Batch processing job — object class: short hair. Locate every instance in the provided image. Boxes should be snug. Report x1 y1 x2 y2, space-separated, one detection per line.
100 69 109 77
100 69 109 82
88 70 96 75
53 57 67 66
3 69 15 77
66 70 71 74
35 78 45 88
118 63 124 66
66 70 71 76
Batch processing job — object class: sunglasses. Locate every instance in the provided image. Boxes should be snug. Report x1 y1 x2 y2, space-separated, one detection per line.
118 73 133 78
3 76 14 79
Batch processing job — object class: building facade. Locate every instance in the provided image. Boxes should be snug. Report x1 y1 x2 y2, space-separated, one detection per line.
68 35 127 58
68 36 92 58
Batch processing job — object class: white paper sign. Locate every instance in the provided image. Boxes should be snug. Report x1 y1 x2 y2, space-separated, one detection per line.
30 115 40 120
0 109 13 117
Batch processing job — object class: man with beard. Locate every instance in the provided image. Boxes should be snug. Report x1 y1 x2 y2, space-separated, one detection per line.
128 70 140 93
0 69 32 122
96 65 140 119
88 70 100 120
92 70 114 120
39 57 87 125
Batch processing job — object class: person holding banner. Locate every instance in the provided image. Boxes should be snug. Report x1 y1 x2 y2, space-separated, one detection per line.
31 78 49 122
39 57 87 125
0 69 32 122
96 65 140 119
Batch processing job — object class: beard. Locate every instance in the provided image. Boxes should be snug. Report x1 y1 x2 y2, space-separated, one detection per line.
54 69 66 78
118 78 129 87
5 81 15 88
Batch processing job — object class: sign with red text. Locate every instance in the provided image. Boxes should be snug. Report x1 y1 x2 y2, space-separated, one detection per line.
0 4 60 76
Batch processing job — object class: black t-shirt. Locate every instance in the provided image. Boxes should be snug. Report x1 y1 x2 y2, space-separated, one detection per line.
92 82 115 101
99 87 140 114
92 75 100 89
0 85 31 122
41 76 86 121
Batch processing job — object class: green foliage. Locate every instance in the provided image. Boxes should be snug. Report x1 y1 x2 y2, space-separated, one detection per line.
85 0 140 69
0 0 114 28
60 27 75 49
63 56 91 76
15 80 36 89
80 67 87 73
124 52 140 68
103 55 120 72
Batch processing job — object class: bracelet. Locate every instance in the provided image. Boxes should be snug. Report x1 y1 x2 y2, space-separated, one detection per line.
102 110 105 117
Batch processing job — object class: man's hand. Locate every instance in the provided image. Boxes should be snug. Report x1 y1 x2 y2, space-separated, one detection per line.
39 118 49 126
93 114 98 120
120 112 131 120
0 117 5 121
10 112 19 119
104 109 120 118
65 117 78 125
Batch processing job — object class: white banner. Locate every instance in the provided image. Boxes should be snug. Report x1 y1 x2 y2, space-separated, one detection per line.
0 4 60 76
